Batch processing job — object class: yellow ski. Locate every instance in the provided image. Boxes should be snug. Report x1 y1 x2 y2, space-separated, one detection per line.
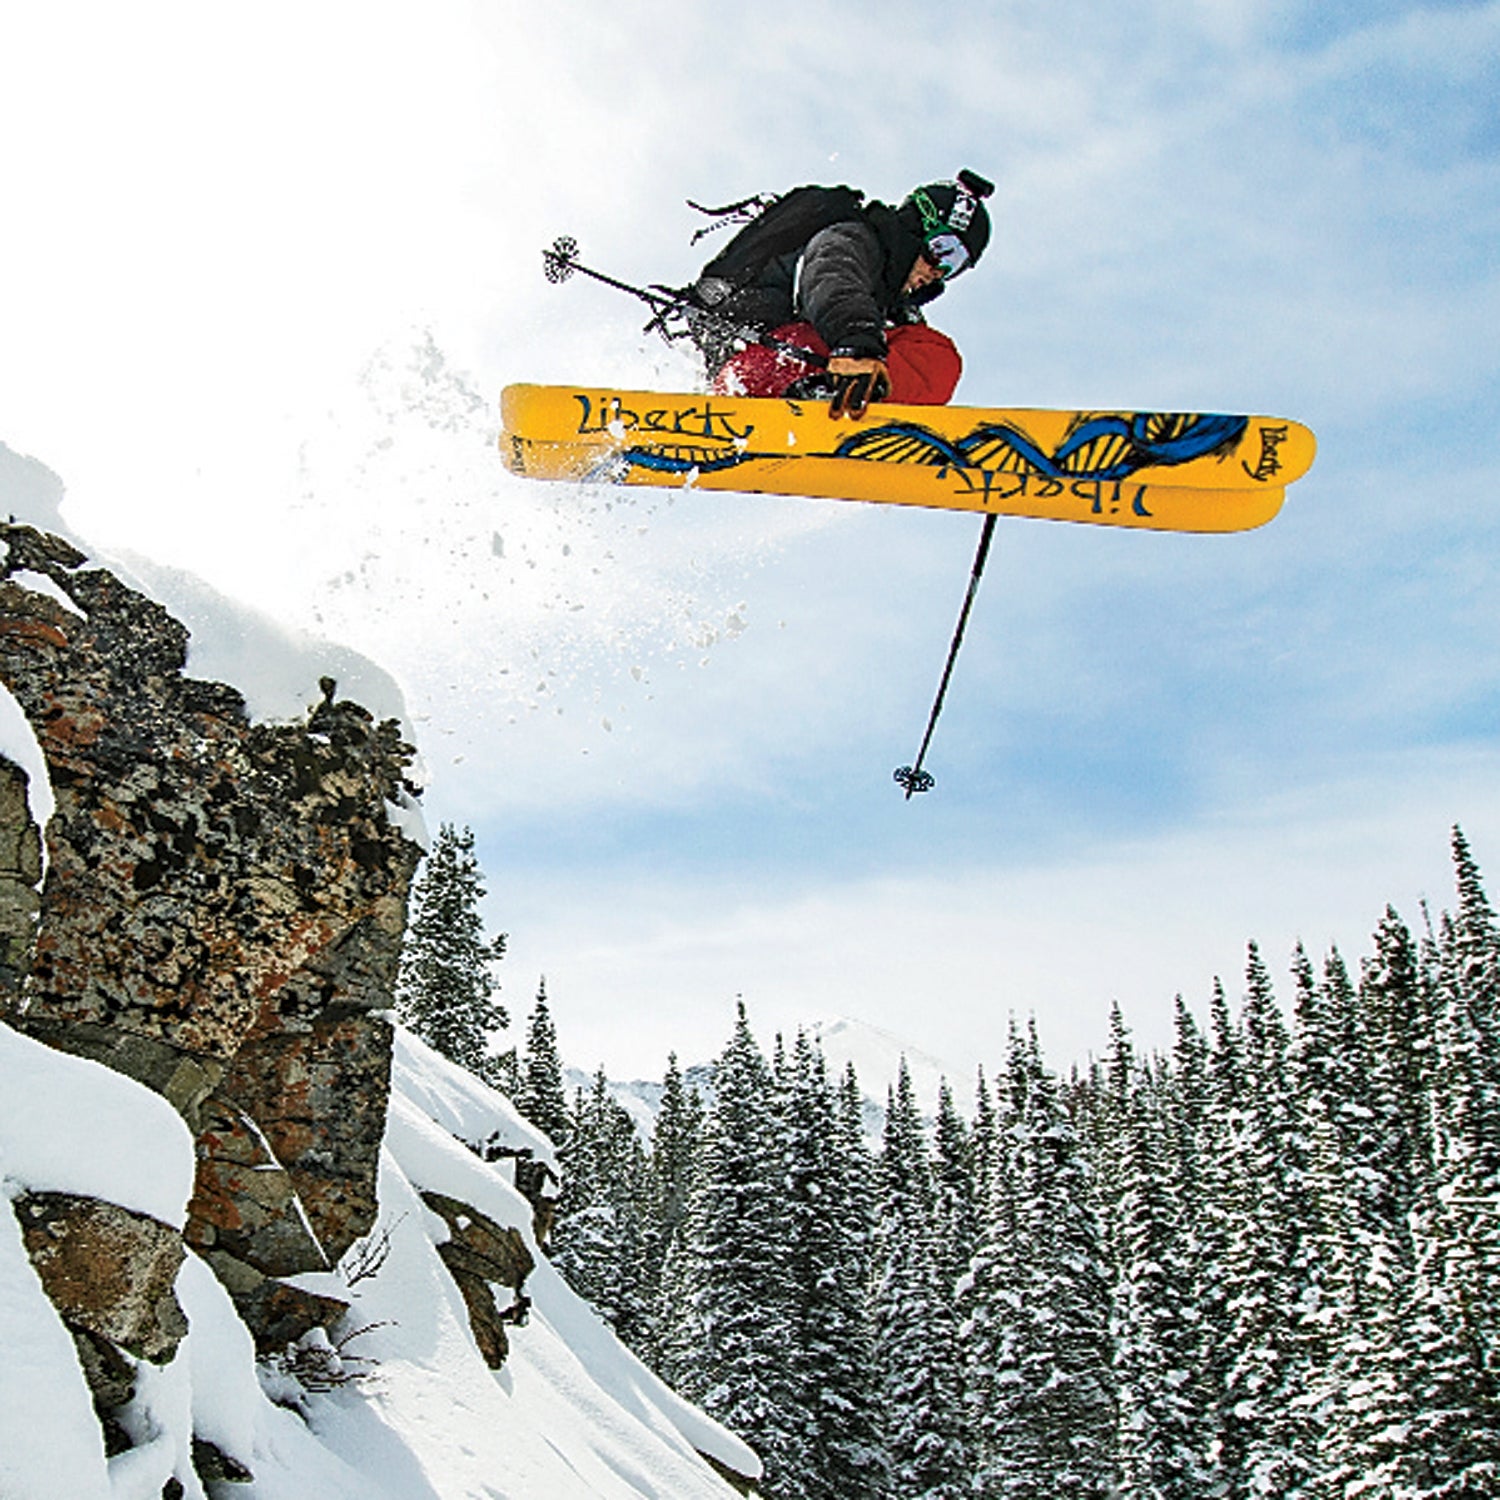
500 383 1313 534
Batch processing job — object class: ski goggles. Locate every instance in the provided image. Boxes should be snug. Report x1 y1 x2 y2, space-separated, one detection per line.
912 188 972 279
922 231 971 280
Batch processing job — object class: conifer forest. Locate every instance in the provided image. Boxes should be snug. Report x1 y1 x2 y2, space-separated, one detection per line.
412 827 1500 1499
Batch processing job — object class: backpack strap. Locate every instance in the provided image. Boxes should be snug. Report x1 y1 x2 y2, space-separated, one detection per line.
686 194 778 245
695 185 867 287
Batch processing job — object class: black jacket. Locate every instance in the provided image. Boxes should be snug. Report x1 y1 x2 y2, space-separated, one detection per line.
693 200 938 365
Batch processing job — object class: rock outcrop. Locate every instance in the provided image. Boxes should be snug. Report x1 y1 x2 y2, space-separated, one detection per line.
0 757 42 1005
0 520 421 1350
423 1190 536 1368
0 520 567 1484
13 1190 188 1363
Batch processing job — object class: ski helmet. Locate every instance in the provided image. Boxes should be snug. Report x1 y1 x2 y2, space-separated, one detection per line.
901 168 994 278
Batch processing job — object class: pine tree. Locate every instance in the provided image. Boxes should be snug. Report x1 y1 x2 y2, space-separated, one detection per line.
1163 996 1212 1230
931 1078 979 1310
551 1067 652 1349
644 1051 704 1366
835 1059 880 1392
651 1052 702 1242
971 1064 998 1224
961 1060 999 1453
1301 907 1432 1497
515 978 571 1146
971 1024 1115 1499
1090 1001 1137 1280
1362 905 1433 1209
1436 829 1500 1361
781 1033 882 1499
670 1004 798 1493
395 822 508 1080
1215 944 1309 1498
1288 944 1368 1497
1289 944 1363 1483
1157 994 1218 1480
1084 1005 1203 1500
872 1058 965 1499
1403 830 1500 1496
1194 975 1244 1493
1112 1067 1203 1499
967 1028 1027 1493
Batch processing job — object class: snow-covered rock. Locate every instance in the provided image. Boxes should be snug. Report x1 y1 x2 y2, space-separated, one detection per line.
0 447 756 1497
0 1017 757 1499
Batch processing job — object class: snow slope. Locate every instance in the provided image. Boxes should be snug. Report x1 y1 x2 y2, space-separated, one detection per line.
0 441 412 736
0 450 756 1497
373 1034 757 1496
0 1018 756 1499
0 1024 198 1500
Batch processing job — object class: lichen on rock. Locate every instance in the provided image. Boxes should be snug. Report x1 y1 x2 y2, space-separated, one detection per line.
0 520 425 1351
0 756 42 1011
12 1191 188 1364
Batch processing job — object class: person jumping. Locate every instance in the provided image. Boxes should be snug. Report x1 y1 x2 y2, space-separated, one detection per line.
681 169 994 418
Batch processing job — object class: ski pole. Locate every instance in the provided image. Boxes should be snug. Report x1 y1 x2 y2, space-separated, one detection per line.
543 237 680 313
542 237 830 370
894 512 998 799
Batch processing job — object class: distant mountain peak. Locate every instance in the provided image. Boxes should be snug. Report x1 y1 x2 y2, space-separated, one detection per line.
804 1014 967 1117
569 1013 970 1147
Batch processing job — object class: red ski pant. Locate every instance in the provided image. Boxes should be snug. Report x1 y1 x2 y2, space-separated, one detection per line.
711 321 962 405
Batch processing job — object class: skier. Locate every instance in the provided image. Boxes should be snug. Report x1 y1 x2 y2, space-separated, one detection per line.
683 170 993 419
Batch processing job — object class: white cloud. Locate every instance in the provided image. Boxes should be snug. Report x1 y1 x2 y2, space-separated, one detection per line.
496 747 1500 1082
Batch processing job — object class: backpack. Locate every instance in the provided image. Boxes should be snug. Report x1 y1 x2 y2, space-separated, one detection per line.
691 184 867 290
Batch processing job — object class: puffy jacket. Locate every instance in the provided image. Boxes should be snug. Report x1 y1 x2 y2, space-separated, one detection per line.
693 200 937 366
797 204 934 358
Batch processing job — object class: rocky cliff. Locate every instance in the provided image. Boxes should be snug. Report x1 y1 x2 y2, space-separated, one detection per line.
0 517 751 1498
0 519 426 1357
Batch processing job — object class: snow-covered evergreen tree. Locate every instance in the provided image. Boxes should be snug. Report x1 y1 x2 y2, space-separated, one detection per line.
1107 1017 1203 1500
669 1004 799 1494
971 1063 998 1228
781 1032 883 1499
642 1051 703 1366
514 977 570 1144
1435 830 1500 1356
1301 910 1426 1497
972 1024 1115 1499
395 822 508 1081
836 1059 878 1273
550 1068 652 1349
1285 943 1354 1483
872 1058 966 1499
1214 944 1308 1498
652 1053 703 1229
1155 995 1218 1480
932 1077 979 1298
1402 829 1500 1496
959 1062 999 1453
1362 905 1434 1211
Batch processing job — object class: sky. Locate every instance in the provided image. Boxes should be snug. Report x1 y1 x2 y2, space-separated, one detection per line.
1 0 1498 1086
